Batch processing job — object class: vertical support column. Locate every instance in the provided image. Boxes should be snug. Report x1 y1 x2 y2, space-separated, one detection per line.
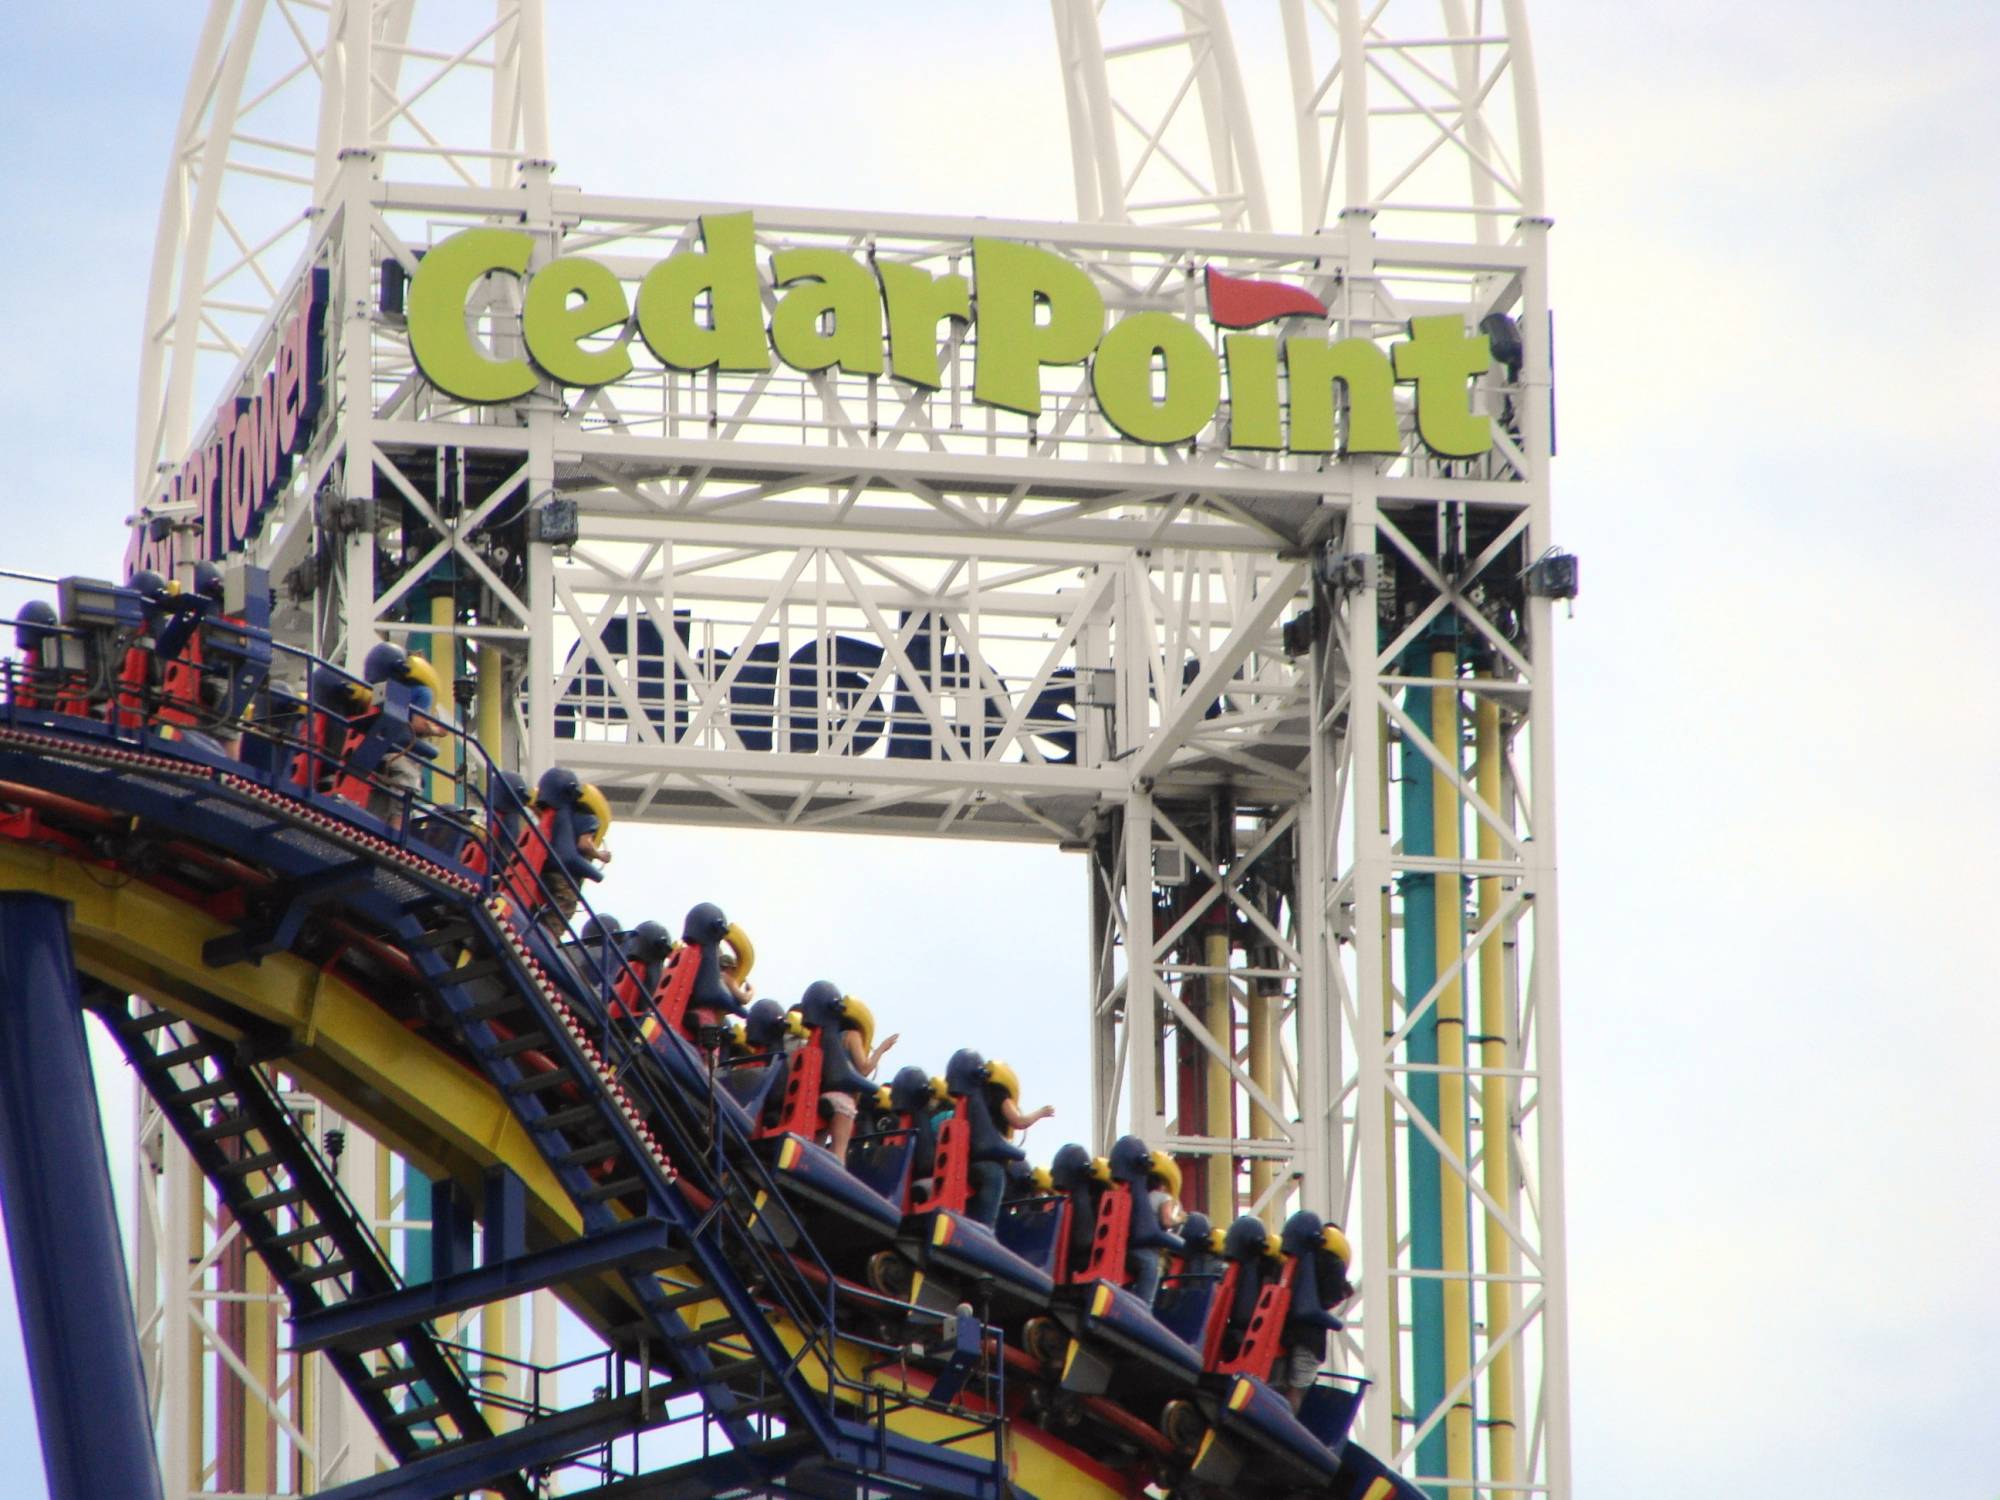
1202 922 1233 1215
163 1105 204 1499
1399 658 1447 1490
522 158 560 780
1089 828 1120 1155
1475 687 1520 1489
1341 535 1398 1445
0 895 165 1500
1518 214 1573 1500
1296 698 1337 1224
1122 788 1160 1138
1429 651 1474 1499
335 124 379 671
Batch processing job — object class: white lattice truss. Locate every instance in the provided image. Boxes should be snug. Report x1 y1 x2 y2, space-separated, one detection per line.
130 3 1567 1495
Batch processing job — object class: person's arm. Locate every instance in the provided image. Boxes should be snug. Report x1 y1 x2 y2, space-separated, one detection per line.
866 1032 899 1073
1001 1098 1055 1132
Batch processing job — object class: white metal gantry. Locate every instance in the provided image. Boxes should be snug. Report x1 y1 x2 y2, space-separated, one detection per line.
127 4 1569 1495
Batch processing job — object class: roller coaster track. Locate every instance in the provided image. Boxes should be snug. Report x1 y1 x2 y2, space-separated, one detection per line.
0 662 1411 1499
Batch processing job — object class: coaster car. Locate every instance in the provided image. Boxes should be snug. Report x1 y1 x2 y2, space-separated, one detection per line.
1169 1212 1369 1494
756 985 912 1254
892 1049 1060 1317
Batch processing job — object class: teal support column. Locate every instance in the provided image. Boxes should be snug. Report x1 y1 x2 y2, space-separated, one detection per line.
1398 649 1447 1495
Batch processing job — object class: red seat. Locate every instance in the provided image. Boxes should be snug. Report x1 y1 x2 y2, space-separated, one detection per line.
763 1029 825 1140
285 707 349 792
1198 1261 1246 1368
1214 1258 1301 1382
911 1100 971 1215
1076 1182 1136 1287
499 807 560 916
155 632 204 732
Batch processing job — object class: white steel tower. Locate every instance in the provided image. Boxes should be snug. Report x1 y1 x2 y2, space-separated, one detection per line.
128 4 1569 1495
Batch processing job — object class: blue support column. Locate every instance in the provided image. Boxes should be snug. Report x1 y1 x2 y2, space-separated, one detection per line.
0 893 165 1500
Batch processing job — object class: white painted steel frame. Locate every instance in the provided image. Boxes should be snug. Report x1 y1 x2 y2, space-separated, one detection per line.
128 5 1569 1496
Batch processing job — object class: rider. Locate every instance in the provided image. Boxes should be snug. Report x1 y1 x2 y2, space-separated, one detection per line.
8 601 60 709
529 767 608 931
800 981 898 1160
358 642 448 824
1272 1212 1354 1411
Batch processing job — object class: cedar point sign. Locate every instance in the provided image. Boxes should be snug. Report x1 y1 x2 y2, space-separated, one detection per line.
406 214 1498 461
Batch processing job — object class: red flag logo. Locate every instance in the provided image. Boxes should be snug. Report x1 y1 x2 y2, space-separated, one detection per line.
1203 265 1327 328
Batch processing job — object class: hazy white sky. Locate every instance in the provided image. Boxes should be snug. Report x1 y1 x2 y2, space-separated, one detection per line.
1 3 1997 1496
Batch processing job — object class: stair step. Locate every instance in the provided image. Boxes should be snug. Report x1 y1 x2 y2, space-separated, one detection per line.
149 1042 217 1072
486 1032 552 1060
239 1185 309 1217
192 1114 255 1143
530 1103 602 1133
293 1260 352 1286
165 1079 235 1108
654 1283 717 1313
576 1176 644 1204
554 1141 620 1168
122 1010 180 1035
504 1069 576 1098
675 1317 745 1346
432 957 512 988
216 1150 286 1178
359 1364 421 1394
266 1222 335 1252
458 992 527 1023
408 924 474 951
387 1399 451 1428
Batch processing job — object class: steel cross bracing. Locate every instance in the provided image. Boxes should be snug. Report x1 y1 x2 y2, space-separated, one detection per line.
126 3 1569 1496
135 0 548 518
1051 0 1271 232
1281 0 1547 245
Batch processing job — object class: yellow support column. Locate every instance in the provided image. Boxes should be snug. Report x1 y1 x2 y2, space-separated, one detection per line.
427 593 459 801
1476 688 1521 1488
1430 650 1474 1499
482 1297 518 1431
243 1252 276 1494
477 645 506 764
1247 977 1280 1222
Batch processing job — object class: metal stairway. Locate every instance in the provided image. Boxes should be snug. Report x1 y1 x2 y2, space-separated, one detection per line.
4 722 1009 1499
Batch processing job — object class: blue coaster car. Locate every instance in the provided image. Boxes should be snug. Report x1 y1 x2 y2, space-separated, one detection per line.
900 1205 1055 1316
764 1132 905 1251
1188 1372 1370 1491
1055 1278 1205 1398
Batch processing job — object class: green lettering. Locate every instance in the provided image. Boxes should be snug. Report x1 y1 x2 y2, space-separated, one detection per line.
769 248 884 375
523 255 632 387
635 212 771 374
1222 335 1282 450
971 238 1104 416
1285 336 1401 456
1392 315 1492 458
877 262 970 389
406 228 535 404
1091 312 1220 446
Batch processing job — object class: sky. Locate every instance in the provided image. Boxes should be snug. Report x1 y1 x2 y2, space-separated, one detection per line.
1 2 1998 1496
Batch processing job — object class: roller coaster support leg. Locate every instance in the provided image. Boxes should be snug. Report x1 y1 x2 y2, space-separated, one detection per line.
0 893 166 1500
